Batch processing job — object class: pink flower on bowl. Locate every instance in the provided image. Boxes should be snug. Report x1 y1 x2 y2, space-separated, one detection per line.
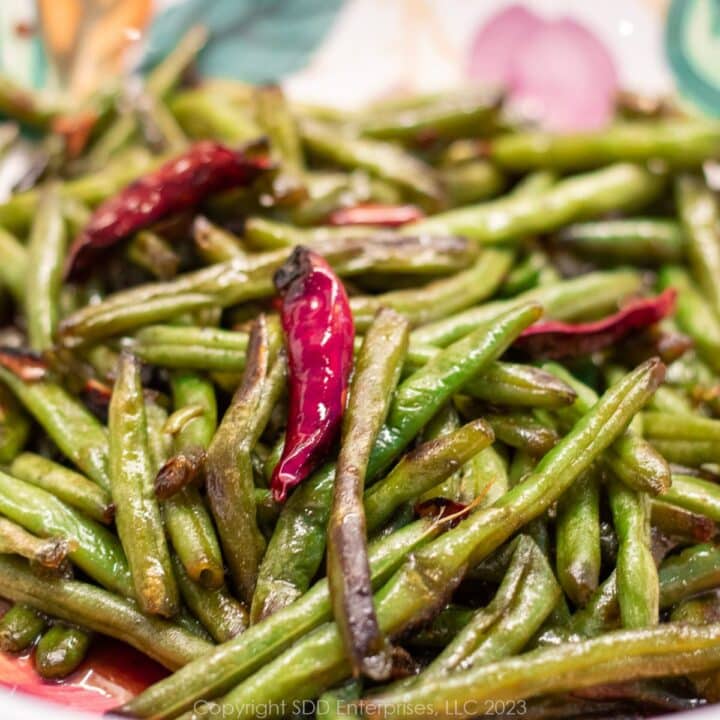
468 4 618 131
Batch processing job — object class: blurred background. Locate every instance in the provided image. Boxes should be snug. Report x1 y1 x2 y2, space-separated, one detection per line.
0 0 716 128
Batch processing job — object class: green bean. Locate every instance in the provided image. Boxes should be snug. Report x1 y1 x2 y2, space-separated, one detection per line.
207 318 275 604
0 368 113 487
510 170 558 196
316 681 362 720
644 410 720 442
254 85 304 172
645 408 720 464
119 520 437 718
350 250 513 331
358 90 499 142
254 486 281 527
659 543 720 608
300 119 443 207
171 554 248 643
25 183 65 351
0 469 131 595
0 604 47 652
163 486 223 589
0 147 156 234
199 361 663 718
368 303 542 479
134 326 250 372
127 230 180 280
365 623 720 719
170 374 217 452
439 160 506 206
135 90 189 154
676 174 720 318
170 89 261 143
251 462 334 623
134 327 575 410
543 363 670 495
10 452 113 523
650 499 717 544
411 269 642 347
144 400 173 475
420 535 560 679
558 218 684 263
658 265 720 372
0 555 210 669
35 625 91 679
159 372 223 587
650 439 720 466
109 352 178 616
0 516 71 568
498 250 555 296
60 195 91 238
289 171 402 226
608 477 658 628
462 362 576 409
406 605 474 649
193 215 246 263
409 163 663 243
565 572 620 640
662 473 720 523
86 110 138 167
0 385 30 464
481 411 558 457
64 292 217 345
365 420 494 534
671 594 720 702
555 469 601 607
569 541 720 638
244 216 370 250
328 308 409 679
422 402 461 440
647 384 696 415
0 227 26 302
403 360 663 600
421 443 508 508
489 121 720 171
60 236 476 344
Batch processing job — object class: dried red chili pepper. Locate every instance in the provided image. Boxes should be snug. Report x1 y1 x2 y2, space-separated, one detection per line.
64 140 273 279
327 203 425 227
513 288 676 359
270 246 355 502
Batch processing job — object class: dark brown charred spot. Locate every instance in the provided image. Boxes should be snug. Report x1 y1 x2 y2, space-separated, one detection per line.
386 645 418 680
155 448 207 500
0 347 48 381
36 537 72 569
273 245 313 293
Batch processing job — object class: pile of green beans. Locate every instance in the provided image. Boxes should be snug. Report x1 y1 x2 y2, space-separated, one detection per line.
1 33 720 719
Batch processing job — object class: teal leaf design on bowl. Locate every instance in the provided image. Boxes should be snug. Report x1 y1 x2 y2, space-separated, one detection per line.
141 0 344 83
666 0 720 116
